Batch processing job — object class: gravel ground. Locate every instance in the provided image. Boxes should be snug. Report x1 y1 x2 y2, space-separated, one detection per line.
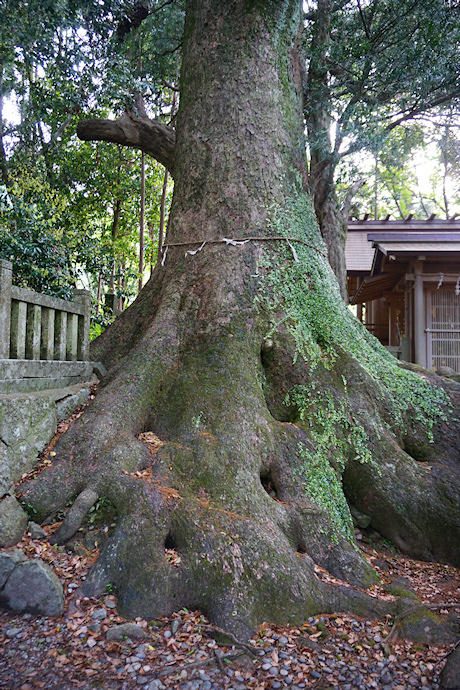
1 406 458 689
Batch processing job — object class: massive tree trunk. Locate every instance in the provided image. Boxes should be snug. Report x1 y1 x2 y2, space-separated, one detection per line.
21 0 460 639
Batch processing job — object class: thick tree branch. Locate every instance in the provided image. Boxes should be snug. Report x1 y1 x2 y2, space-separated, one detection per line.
77 113 176 175
356 0 371 40
341 177 365 217
387 90 460 131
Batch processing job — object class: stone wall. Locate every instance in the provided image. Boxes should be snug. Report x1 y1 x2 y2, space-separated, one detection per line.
0 261 107 547
0 379 99 549
0 359 105 394
0 382 95 497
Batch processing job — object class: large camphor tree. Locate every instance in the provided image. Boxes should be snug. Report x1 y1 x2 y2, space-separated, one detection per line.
22 0 460 638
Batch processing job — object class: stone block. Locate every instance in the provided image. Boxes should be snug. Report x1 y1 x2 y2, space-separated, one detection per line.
92 361 107 379
26 304 41 360
106 622 150 641
0 359 98 381
0 496 28 547
0 548 27 588
0 375 91 394
0 260 12 359
66 313 78 361
56 387 90 422
0 394 57 485
11 285 85 315
349 503 372 529
28 521 47 539
0 381 96 501
54 311 67 360
0 440 12 496
0 558 64 615
40 307 55 360
0 396 34 446
440 644 460 689
10 300 27 359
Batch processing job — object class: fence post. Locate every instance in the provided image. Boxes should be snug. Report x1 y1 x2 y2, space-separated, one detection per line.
41 308 55 360
54 311 67 360
10 300 27 359
73 289 91 361
66 313 78 361
0 260 12 359
26 304 42 360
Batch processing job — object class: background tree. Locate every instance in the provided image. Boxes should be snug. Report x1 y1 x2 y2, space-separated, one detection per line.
0 0 175 304
304 0 460 296
18 0 460 641
339 121 460 220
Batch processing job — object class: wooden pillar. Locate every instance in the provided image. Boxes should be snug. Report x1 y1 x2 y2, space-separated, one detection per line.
405 280 412 363
414 260 426 368
356 278 363 322
365 300 373 329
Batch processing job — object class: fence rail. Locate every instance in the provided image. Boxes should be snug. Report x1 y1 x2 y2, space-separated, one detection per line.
0 259 91 362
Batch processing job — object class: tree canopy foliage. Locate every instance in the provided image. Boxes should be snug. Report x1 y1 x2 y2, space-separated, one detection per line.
1 0 459 299
305 0 460 154
0 0 178 306
305 0 460 291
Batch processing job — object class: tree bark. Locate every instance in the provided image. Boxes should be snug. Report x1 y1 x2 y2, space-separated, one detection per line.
157 168 168 259
21 0 460 641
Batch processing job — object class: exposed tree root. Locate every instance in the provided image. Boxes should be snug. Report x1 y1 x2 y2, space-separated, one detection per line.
51 488 99 544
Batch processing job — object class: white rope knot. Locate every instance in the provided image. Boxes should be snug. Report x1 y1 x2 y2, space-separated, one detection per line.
222 237 251 247
185 241 206 257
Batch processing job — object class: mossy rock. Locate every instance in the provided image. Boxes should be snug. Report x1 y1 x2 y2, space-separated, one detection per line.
385 584 418 600
398 607 457 645
384 577 418 600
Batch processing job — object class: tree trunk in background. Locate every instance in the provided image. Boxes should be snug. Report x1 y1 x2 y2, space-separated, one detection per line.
157 167 168 259
22 0 460 640
108 199 122 307
0 70 10 189
306 0 348 299
139 151 145 292
96 273 103 314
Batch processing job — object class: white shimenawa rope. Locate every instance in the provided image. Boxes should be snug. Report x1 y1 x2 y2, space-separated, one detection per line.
160 235 327 266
